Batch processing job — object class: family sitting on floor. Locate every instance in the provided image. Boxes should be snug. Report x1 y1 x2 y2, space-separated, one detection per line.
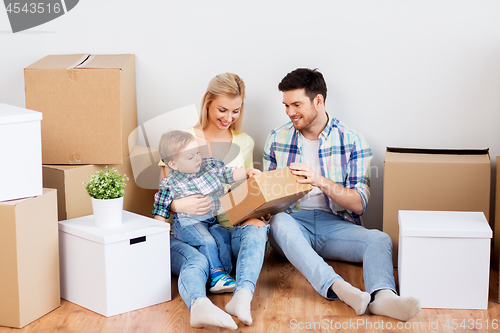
152 68 421 330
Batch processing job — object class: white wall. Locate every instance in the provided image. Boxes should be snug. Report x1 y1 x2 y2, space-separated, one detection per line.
1 0 500 229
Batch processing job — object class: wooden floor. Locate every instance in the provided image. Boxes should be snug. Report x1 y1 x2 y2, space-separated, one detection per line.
2 252 499 333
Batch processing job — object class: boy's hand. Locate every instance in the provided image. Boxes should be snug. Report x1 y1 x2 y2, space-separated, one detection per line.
153 215 166 222
233 167 261 182
246 168 261 178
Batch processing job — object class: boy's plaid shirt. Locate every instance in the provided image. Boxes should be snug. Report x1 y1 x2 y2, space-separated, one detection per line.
263 116 373 226
152 158 236 219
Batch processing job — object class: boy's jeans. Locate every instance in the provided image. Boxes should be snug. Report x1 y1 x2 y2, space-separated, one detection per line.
172 213 231 275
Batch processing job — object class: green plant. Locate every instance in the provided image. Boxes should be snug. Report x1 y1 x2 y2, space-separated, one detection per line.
84 167 129 199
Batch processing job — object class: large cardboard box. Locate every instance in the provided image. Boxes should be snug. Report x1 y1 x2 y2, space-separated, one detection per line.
43 157 158 221
220 167 312 225
0 103 43 202
58 211 171 317
398 211 491 309
0 189 60 328
383 148 491 266
25 54 137 165
496 156 500 302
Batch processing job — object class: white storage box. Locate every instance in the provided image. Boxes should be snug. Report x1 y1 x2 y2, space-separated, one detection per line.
398 210 492 309
0 103 42 202
58 211 171 317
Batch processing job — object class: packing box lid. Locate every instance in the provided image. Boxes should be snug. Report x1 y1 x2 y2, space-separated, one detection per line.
385 147 490 164
58 211 170 245
0 103 42 125
399 211 492 238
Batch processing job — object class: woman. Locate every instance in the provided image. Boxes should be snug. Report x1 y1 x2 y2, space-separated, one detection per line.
166 73 268 330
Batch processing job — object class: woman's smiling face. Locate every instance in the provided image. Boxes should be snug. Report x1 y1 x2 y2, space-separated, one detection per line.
207 95 242 130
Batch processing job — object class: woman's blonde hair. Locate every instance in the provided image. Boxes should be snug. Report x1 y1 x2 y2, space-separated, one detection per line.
199 73 246 133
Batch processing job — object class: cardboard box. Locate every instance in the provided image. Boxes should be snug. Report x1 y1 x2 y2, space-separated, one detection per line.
398 210 491 309
383 148 491 266
0 103 43 202
25 54 137 165
496 156 500 302
0 189 60 328
43 157 158 221
220 167 312 225
58 211 171 317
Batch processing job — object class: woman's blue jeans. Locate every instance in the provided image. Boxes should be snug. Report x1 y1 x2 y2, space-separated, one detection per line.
171 223 269 310
269 210 396 300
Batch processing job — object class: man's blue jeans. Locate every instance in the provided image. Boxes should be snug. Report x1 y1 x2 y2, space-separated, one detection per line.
269 210 396 300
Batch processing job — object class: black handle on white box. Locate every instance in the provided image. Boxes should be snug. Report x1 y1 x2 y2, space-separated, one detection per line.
130 236 146 245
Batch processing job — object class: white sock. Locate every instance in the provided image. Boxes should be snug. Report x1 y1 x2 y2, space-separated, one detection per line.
190 297 237 330
330 280 371 315
368 289 421 321
225 289 253 325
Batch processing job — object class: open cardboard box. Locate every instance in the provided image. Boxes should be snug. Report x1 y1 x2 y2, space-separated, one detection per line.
220 167 312 225
383 147 491 267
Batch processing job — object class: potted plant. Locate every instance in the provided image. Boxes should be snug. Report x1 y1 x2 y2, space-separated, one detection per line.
84 167 129 227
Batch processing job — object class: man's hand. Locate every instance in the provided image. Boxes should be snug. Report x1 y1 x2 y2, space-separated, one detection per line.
289 162 324 188
289 162 364 215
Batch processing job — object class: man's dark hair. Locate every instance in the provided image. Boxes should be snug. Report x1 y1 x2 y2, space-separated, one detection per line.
278 68 327 103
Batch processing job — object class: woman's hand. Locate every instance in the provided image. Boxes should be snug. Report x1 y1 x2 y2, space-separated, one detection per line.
170 195 214 215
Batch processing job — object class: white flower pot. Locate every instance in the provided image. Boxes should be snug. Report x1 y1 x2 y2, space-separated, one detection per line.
91 197 124 228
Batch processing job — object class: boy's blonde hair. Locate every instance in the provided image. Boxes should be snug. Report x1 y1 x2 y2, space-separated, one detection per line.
159 130 196 165
199 73 246 133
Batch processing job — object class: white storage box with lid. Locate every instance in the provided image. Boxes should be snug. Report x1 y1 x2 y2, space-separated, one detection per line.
0 103 42 202
398 210 492 309
58 211 171 317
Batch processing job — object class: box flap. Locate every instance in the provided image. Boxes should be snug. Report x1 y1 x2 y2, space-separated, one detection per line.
0 103 42 125
387 147 489 155
385 147 490 164
399 210 492 238
58 211 169 244
77 54 134 69
24 54 90 70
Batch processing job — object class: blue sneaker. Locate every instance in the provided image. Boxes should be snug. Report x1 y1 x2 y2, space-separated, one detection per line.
209 272 235 294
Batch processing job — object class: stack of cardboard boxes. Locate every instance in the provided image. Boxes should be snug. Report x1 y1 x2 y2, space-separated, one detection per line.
0 103 60 328
1 54 162 328
383 147 497 309
24 54 158 220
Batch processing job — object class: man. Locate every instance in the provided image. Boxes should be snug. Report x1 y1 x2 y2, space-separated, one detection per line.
263 68 420 321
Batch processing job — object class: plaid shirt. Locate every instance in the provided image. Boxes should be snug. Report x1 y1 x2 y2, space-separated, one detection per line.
152 158 236 219
263 116 373 225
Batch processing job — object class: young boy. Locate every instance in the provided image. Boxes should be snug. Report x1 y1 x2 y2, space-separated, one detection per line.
152 130 260 293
